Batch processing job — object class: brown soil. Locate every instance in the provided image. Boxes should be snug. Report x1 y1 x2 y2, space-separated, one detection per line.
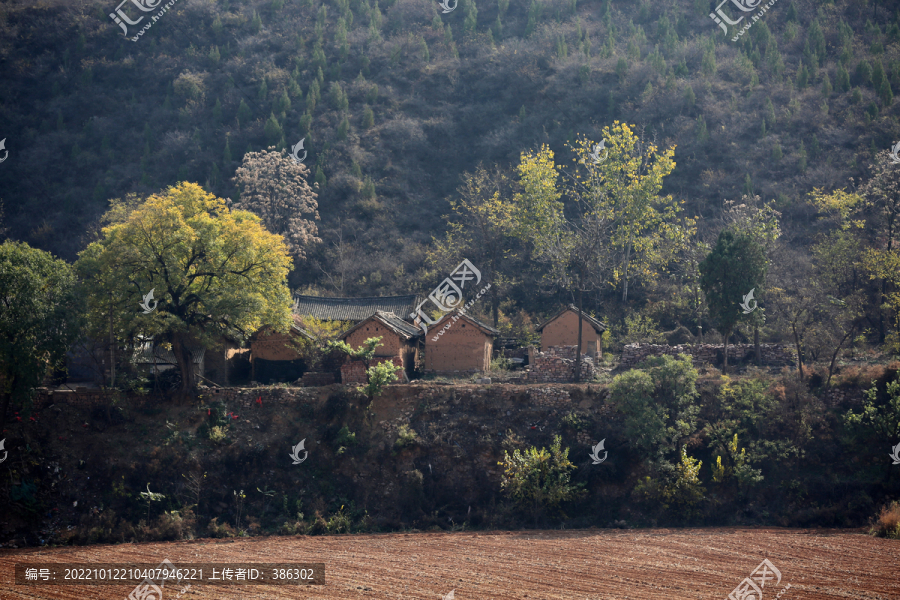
1 528 897 599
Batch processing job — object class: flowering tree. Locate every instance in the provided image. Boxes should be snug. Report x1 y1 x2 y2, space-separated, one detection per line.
231 147 321 259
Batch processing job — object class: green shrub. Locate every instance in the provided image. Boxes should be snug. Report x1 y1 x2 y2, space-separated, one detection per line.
610 354 699 458
326 505 352 534
498 435 585 526
394 424 419 449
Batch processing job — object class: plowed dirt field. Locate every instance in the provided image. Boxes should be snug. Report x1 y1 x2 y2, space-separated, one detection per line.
1 528 897 600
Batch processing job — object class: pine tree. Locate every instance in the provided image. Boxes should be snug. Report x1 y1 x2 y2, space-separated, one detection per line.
872 59 886 89
797 141 807 171
251 10 262 34
797 62 809 89
314 166 327 188
337 117 349 140
264 113 283 145
880 79 894 106
696 114 709 142
237 99 252 125
212 98 223 123
464 0 478 34
258 78 268 102
836 64 851 92
821 72 832 96
223 137 232 164
772 144 783 161
275 89 291 114
362 106 374 128
421 37 430 62
209 45 221 64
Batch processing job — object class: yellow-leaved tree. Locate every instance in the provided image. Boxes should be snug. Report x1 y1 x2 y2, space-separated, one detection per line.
75 182 293 392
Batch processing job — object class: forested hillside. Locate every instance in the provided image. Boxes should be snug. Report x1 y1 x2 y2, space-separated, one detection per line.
0 0 898 338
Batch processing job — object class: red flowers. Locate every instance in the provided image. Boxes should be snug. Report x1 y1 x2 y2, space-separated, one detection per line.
256 397 262 406
207 409 211 416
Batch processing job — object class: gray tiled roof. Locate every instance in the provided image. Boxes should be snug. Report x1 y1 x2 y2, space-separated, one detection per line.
133 344 205 365
340 310 421 341
292 294 419 322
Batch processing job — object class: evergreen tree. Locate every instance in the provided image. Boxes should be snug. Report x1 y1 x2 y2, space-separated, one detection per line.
315 165 327 188
237 99 252 125
251 10 262 34
223 137 232 164
337 117 350 140
264 113 283 145
797 62 809 89
362 106 374 128
464 0 478 34
212 98 223 123
258 78 268 102
836 63 851 92
821 72 832 96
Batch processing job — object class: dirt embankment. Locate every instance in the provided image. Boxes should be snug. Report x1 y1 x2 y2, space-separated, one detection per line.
1 383 614 546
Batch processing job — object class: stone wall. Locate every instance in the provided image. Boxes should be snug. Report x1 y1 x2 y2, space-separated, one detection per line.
302 372 335 387
619 343 795 369
518 346 595 383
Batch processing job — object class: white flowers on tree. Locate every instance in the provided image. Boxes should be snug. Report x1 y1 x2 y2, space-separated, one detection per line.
231 147 321 259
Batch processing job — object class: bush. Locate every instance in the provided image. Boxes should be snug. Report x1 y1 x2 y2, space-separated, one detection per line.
208 425 228 444
207 517 235 538
394 424 419 449
498 435 585 527
610 354 699 458
326 505 352 534
869 501 900 539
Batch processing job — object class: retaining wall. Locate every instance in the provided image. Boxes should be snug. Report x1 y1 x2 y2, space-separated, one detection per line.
619 343 795 369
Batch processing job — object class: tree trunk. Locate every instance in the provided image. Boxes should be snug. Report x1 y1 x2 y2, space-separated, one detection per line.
791 320 804 382
575 288 584 383
723 327 731 374
491 285 500 328
754 326 760 367
173 334 197 393
109 292 115 389
826 326 856 387
0 373 18 435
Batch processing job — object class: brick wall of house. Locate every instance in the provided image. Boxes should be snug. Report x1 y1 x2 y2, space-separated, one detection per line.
250 328 304 361
424 317 493 373
345 324 416 372
540 310 602 357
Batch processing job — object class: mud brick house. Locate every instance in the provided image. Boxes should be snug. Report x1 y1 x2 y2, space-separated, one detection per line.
425 312 500 375
339 310 421 380
249 314 314 383
536 305 607 358
132 344 206 378
255 295 420 384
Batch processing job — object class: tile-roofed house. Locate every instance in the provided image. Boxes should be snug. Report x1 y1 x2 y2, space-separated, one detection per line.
339 310 421 381
424 311 500 374
249 314 315 383
292 294 419 323
535 304 607 358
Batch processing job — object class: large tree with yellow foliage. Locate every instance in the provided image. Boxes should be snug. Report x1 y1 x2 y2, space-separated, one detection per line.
75 182 294 391
507 123 693 379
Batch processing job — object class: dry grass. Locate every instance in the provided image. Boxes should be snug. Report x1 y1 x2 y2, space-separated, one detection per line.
870 501 900 539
